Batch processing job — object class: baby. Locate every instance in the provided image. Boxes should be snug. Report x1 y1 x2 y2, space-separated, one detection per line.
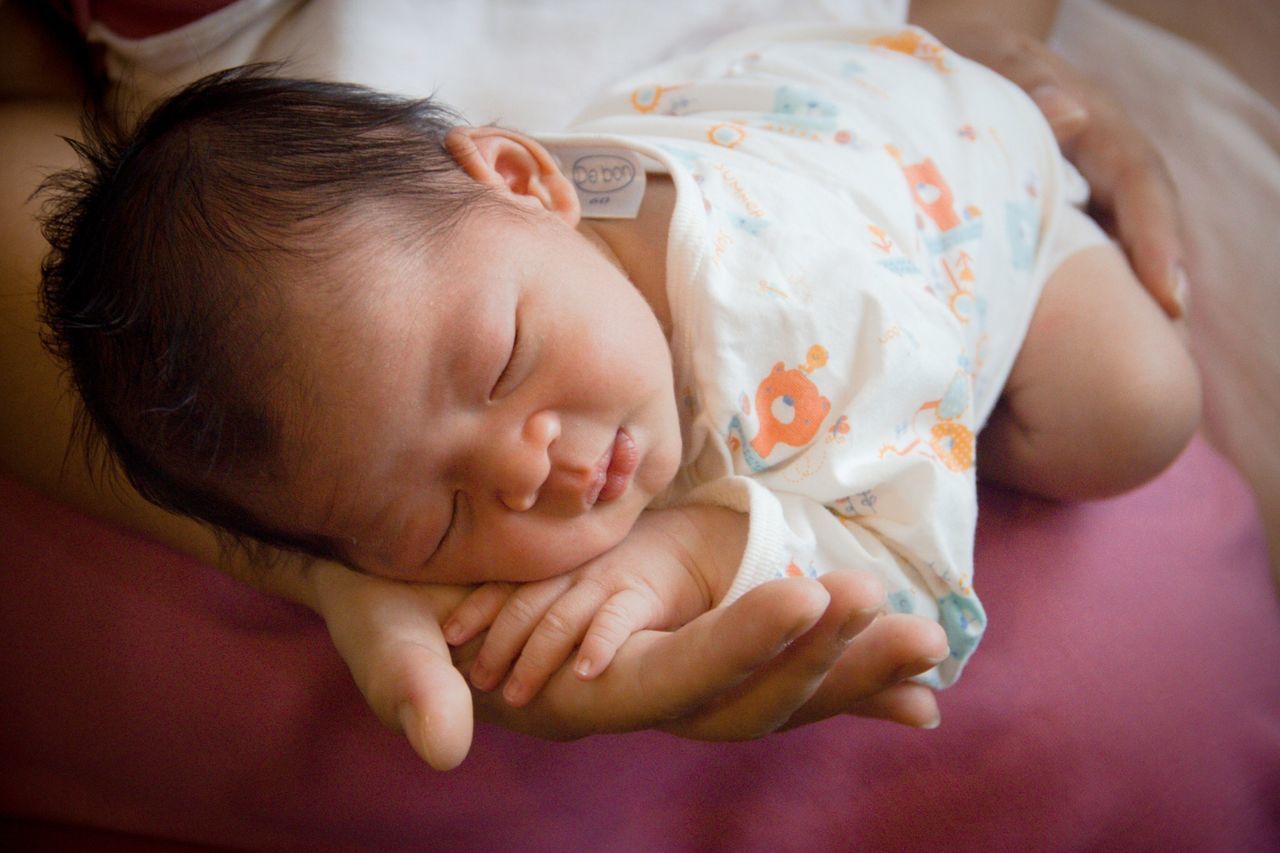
39 25 1198 708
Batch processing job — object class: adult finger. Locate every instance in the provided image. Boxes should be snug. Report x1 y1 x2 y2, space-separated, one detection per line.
311 566 476 770
839 682 943 729
661 570 887 740
1102 149 1186 318
947 25 1187 317
783 612 949 729
377 635 477 771
1034 61 1186 317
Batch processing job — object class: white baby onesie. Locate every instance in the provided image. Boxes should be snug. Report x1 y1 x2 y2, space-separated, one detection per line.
544 24 1106 686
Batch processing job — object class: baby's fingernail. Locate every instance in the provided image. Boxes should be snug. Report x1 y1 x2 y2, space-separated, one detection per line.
1030 84 1088 134
574 656 594 679
442 621 464 645
919 710 942 730
1170 261 1189 318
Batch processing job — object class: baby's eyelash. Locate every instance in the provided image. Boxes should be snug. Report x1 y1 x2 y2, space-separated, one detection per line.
437 491 462 552
489 321 521 399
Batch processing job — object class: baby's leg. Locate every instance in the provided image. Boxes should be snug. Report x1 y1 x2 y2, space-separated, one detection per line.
979 244 1201 500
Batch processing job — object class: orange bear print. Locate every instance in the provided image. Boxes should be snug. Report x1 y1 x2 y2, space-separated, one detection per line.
727 345 832 472
886 144 984 252
880 370 975 473
869 30 954 73
886 144 961 231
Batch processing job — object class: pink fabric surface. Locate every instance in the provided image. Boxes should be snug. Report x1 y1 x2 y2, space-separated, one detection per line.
55 0 240 39
2 436 1278 850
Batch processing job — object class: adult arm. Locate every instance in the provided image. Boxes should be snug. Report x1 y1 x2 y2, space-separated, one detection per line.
911 0 1188 318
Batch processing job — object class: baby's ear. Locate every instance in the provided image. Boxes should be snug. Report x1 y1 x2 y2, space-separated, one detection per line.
444 126 579 226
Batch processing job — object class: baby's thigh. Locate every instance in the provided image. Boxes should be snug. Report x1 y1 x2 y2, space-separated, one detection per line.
984 244 1201 499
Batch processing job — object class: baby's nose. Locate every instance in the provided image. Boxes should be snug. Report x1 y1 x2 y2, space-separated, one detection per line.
499 489 538 513
495 411 559 512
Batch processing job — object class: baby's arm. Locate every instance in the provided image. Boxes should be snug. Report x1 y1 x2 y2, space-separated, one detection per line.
443 505 749 707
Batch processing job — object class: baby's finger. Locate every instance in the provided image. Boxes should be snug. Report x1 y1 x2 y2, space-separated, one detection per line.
469 575 572 693
473 578 832 737
502 578 617 706
574 587 665 680
441 582 517 647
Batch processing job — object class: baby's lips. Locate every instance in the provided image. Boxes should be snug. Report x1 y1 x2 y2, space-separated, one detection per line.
597 429 638 504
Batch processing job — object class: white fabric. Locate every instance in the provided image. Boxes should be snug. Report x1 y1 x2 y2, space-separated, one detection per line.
93 0 908 128
542 27 1105 685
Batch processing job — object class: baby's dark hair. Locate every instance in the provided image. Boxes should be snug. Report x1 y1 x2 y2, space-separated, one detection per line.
39 66 495 561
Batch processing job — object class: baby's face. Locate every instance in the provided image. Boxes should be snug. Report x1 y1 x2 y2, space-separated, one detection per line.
258 206 682 583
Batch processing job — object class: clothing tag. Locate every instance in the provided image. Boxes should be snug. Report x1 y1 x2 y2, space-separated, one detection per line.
552 147 646 219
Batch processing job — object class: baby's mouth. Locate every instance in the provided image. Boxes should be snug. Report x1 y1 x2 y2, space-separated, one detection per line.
587 429 638 506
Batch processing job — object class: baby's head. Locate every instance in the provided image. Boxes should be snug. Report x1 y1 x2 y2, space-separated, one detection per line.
40 68 682 583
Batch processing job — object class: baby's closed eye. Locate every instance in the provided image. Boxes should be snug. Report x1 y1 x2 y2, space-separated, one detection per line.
490 315 528 400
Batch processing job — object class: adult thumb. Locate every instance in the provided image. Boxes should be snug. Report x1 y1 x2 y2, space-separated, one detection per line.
393 657 475 771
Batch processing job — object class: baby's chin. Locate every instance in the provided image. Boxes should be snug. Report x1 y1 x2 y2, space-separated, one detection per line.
478 504 646 584
498 525 633 583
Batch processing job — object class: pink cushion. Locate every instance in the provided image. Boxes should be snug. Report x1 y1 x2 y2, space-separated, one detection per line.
2 435 1278 848
58 0 240 39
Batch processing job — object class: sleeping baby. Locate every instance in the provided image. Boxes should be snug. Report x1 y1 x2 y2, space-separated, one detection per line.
39 25 1198 708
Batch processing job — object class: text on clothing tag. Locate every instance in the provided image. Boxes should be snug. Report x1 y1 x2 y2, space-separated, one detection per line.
555 147 646 219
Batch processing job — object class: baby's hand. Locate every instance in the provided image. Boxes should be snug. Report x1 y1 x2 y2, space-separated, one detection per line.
446 567 682 708
443 506 746 707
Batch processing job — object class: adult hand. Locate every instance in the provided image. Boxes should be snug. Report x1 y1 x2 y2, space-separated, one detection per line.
307 562 476 771
308 561 948 769
919 17 1188 318
464 569 948 740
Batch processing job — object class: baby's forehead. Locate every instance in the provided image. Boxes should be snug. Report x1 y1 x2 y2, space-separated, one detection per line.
271 216 421 311
275 198 540 360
